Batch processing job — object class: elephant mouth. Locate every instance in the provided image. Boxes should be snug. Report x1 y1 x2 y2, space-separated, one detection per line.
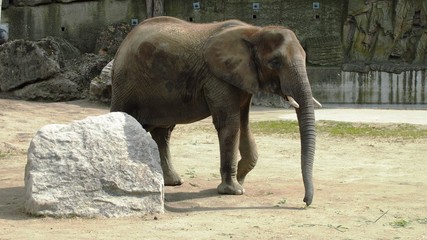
286 96 322 109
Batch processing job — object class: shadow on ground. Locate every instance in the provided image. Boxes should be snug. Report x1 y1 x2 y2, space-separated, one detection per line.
164 188 304 213
0 187 28 220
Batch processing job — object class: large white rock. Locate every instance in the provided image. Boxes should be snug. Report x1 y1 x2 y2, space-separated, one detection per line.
24 112 164 217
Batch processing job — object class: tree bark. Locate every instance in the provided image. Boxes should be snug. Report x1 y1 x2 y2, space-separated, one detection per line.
146 0 164 18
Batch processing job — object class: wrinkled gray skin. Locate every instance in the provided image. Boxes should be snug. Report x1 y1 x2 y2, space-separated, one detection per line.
111 16 317 206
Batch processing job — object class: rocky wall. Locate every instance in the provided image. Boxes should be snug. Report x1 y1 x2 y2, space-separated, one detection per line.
343 0 427 70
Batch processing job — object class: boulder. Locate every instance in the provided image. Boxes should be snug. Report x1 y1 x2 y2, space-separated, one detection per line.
13 0 52 6
55 0 81 3
24 112 164 218
95 23 131 57
41 36 81 62
89 60 113 103
14 78 80 101
0 36 81 93
63 53 109 92
14 53 109 101
0 39 61 91
0 28 8 45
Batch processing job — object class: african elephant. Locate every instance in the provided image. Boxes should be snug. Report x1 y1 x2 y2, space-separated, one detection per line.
111 16 320 206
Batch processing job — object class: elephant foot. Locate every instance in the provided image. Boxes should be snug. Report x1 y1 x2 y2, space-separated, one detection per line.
237 161 254 185
236 173 247 185
163 172 184 186
217 181 245 195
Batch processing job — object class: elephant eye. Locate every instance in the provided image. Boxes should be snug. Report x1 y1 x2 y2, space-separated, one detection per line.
267 57 282 69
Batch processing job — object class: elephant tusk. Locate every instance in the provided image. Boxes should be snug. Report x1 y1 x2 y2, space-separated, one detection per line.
287 96 300 109
313 97 322 108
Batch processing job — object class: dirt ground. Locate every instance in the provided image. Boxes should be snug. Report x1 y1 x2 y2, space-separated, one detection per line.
0 99 426 240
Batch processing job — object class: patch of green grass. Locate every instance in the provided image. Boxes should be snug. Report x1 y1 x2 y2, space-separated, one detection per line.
185 168 196 178
251 120 427 140
276 198 287 206
251 121 300 135
390 219 410 228
0 150 7 159
317 121 427 139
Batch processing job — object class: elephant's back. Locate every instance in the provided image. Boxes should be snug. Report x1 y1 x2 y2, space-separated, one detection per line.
118 17 250 55
113 18 224 84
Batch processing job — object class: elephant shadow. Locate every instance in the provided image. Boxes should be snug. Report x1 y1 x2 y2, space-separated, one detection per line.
0 186 29 221
0 186 304 219
165 188 218 202
164 188 305 213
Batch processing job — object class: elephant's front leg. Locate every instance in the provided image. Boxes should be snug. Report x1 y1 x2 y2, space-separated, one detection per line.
214 115 245 195
205 80 245 195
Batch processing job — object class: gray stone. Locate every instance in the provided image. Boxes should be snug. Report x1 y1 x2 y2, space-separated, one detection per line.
14 78 80 101
0 36 81 93
24 112 164 218
89 60 113 103
41 36 81 62
95 23 131 57
13 53 108 101
63 53 109 93
55 0 81 3
13 0 52 6
0 28 8 45
0 39 61 91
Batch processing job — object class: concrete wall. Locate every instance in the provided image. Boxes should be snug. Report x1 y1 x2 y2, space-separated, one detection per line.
1 0 344 53
255 67 427 106
1 0 146 52
308 68 427 105
165 0 344 40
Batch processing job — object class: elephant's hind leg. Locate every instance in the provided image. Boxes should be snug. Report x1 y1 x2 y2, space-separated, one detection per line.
150 126 184 186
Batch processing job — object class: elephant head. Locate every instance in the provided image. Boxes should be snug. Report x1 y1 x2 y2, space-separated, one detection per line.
205 25 320 206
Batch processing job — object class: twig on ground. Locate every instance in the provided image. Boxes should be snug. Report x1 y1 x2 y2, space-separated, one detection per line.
374 209 389 223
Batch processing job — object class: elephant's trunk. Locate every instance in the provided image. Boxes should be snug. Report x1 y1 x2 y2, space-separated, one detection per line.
295 97 315 206
282 64 316 206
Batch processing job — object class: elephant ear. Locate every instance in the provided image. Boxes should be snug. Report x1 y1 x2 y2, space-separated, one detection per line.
204 26 260 94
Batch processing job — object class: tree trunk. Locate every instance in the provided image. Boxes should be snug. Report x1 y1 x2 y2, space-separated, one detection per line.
146 0 164 18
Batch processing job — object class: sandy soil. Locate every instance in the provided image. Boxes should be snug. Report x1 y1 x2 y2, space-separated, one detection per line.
0 99 426 240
